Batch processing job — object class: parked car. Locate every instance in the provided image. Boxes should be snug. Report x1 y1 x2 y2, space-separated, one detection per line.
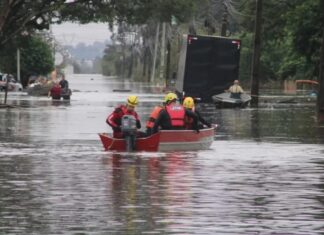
0 74 23 91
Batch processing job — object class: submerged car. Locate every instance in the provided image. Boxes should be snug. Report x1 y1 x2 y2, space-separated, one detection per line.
0 74 23 91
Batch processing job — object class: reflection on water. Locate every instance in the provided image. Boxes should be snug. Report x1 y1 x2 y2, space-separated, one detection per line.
1 74 324 234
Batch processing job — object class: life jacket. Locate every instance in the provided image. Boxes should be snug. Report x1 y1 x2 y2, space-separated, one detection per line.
119 105 139 121
166 104 185 127
146 106 163 128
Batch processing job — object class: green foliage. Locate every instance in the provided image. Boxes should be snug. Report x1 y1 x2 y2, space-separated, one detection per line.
19 36 54 76
0 35 54 86
1 0 195 47
3 0 322 85
238 0 323 82
100 0 198 81
286 0 323 77
101 45 124 76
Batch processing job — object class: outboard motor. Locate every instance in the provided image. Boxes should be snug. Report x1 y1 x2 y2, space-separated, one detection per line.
121 115 137 151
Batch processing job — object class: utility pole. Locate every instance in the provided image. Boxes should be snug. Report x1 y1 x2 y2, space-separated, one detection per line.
250 0 263 107
317 0 324 122
317 26 324 121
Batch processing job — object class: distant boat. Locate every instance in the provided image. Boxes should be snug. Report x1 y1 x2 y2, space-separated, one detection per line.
27 83 72 100
212 92 251 108
112 89 132 92
27 83 52 96
295 80 319 96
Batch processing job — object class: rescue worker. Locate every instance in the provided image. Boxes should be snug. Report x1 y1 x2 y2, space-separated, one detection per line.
182 97 212 129
106 95 141 138
152 92 199 133
48 82 61 100
59 74 69 90
146 103 165 136
227 79 244 99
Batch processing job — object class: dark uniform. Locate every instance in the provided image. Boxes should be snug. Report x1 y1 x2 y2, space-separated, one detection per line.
152 103 199 133
59 79 69 89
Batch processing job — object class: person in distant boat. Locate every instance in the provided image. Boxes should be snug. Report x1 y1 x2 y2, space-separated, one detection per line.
152 92 199 133
182 97 212 129
106 95 141 138
227 80 244 99
48 82 61 100
59 74 69 90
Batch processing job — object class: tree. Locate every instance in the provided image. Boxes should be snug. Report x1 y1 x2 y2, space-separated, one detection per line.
1 0 199 82
240 1 313 83
0 35 54 86
100 0 198 81
286 1 323 78
0 0 197 48
0 0 65 47
0 0 141 48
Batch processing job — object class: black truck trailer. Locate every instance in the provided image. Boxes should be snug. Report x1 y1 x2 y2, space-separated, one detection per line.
175 34 241 103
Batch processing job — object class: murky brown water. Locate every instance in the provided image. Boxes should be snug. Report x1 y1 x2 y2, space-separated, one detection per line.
1 74 324 234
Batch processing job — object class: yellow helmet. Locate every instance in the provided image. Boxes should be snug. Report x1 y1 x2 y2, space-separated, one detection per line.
183 97 195 109
164 92 178 103
127 95 138 106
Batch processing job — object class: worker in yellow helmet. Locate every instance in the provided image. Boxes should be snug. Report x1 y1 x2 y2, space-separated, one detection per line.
151 92 199 133
182 97 212 129
106 95 141 138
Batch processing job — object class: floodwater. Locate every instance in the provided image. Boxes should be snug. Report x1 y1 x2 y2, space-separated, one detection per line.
1 74 324 235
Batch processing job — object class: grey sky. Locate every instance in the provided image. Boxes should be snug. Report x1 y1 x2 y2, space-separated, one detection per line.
51 22 112 46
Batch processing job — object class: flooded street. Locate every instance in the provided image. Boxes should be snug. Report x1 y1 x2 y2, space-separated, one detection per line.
1 74 324 234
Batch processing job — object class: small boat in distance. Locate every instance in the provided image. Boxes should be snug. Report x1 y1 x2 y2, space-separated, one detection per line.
27 83 52 96
99 127 215 152
212 92 251 108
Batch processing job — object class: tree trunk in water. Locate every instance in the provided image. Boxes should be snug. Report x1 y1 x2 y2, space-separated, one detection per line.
188 17 196 35
317 27 324 122
166 40 171 87
151 22 160 83
250 0 263 107
159 22 166 84
148 52 152 83
127 47 133 79
143 47 147 78
221 2 228 37
4 76 9 105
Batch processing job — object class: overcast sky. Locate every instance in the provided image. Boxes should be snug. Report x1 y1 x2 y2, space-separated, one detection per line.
51 22 112 46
